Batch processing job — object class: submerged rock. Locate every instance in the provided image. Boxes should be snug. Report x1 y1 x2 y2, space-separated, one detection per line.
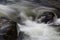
0 17 17 40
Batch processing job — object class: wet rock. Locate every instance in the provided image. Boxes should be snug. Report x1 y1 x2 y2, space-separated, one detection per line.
0 17 18 40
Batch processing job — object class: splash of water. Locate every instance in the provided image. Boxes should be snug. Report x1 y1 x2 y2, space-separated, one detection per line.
18 19 60 40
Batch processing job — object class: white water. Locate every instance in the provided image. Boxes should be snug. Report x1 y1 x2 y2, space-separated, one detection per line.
0 4 60 40
18 19 60 40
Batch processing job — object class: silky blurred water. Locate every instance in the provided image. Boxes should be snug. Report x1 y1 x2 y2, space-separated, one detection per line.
17 18 60 40
0 0 59 40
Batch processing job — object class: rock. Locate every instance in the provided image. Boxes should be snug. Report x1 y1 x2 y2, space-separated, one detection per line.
0 17 18 40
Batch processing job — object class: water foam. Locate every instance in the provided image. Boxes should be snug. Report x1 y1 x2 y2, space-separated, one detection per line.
18 19 60 40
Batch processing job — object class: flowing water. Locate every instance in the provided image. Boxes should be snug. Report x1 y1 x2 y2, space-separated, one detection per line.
0 1 60 40
13 2 60 40
17 18 60 40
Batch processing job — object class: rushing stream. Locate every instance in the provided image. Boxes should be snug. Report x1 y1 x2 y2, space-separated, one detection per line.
17 19 60 40
17 10 60 40
0 1 60 40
